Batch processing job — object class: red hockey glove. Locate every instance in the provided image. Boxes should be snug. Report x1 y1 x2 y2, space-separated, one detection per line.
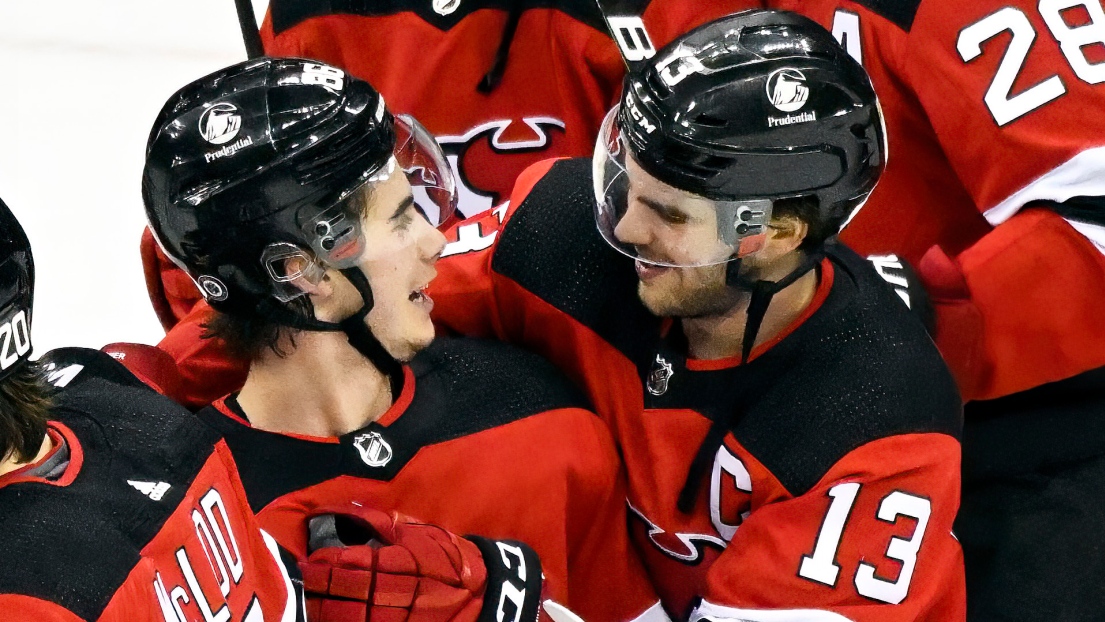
917 244 984 400
300 509 554 622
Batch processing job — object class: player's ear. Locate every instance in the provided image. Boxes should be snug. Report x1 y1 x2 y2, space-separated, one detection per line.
764 214 808 257
285 255 333 298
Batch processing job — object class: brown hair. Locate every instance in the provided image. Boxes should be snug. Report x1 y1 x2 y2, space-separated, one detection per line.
202 185 376 361
771 195 841 251
0 361 52 464
201 302 308 362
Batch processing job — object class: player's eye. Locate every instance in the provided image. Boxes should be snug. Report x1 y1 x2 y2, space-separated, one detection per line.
390 197 417 231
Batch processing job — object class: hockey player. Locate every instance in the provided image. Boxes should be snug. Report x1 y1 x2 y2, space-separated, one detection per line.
0 197 302 620
762 1 1105 618
427 11 966 620
139 0 767 331
144 57 664 622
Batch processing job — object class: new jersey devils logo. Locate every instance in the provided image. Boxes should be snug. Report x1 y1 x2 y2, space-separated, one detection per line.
628 501 726 564
438 118 567 218
353 431 393 467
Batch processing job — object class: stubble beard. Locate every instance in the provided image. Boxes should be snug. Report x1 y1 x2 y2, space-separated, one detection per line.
637 263 745 319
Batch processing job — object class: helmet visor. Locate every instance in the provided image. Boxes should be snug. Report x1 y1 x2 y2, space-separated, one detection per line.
394 114 459 231
592 106 772 268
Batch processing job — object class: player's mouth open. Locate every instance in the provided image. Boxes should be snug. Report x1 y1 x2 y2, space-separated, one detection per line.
409 286 434 312
635 259 672 282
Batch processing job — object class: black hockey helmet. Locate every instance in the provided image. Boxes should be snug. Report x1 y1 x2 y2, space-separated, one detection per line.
594 9 886 266
144 57 456 319
144 57 457 372
0 197 34 380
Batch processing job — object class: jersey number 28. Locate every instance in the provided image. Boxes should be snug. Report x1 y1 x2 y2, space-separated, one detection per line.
957 1 1105 125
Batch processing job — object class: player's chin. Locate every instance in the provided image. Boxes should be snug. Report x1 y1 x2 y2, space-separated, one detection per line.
392 319 436 362
637 280 680 318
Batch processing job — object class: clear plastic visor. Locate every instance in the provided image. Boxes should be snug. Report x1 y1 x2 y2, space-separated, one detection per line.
592 106 772 269
263 114 458 302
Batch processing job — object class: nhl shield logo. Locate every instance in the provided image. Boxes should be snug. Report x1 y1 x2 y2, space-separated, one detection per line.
647 354 674 396
353 431 393 467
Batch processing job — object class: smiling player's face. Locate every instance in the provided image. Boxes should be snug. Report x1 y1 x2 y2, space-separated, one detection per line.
328 173 447 361
612 156 742 318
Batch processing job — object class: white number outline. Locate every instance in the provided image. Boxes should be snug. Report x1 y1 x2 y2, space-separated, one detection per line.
957 7 1067 126
854 491 933 604
607 16 656 62
798 482 861 587
1039 0 1105 84
0 310 31 370
957 2 1105 126
798 483 932 605
831 10 863 64
300 63 345 90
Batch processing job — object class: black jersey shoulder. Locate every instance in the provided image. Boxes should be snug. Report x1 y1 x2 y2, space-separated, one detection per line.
205 337 593 512
846 0 922 32
492 157 663 364
646 245 960 496
270 0 647 36
740 245 961 494
0 348 221 619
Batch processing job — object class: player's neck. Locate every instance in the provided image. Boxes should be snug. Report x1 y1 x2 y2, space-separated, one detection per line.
0 432 53 478
682 254 819 361
237 330 394 438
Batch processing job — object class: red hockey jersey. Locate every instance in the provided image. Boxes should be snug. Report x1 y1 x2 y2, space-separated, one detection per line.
195 337 665 622
428 158 966 621
137 0 763 331
768 0 1105 401
0 349 299 622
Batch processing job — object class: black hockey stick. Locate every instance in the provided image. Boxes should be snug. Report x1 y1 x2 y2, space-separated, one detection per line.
592 0 656 73
234 0 265 59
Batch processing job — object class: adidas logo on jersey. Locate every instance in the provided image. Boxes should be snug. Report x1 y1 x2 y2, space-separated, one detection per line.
128 480 171 501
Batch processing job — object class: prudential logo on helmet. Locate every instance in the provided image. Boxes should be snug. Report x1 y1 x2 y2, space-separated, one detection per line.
199 103 242 145
767 69 810 113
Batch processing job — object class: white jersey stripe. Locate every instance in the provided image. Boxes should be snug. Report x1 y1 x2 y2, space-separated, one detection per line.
689 598 855 622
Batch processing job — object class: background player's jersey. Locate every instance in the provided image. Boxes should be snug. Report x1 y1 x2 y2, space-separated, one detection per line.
428 159 966 621
0 348 300 622
196 337 665 622
768 0 1105 401
135 0 764 332
261 0 762 218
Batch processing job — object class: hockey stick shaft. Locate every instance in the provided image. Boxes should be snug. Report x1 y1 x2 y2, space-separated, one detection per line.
592 0 657 73
234 0 265 59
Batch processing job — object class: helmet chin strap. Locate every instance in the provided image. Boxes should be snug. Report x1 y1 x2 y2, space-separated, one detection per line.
337 268 404 384
723 248 825 364
252 267 403 387
674 246 825 516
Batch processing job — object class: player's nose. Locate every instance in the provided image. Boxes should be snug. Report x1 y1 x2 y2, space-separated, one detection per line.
613 199 652 247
